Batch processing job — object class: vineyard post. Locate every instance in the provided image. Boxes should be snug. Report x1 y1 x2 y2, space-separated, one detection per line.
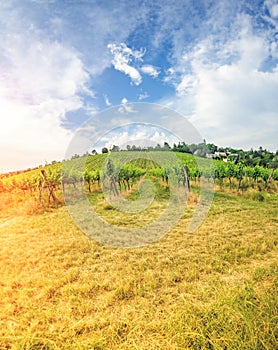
107 159 119 197
237 164 244 192
183 165 190 192
265 168 274 190
39 176 44 205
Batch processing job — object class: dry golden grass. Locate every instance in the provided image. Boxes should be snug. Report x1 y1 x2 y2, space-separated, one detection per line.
0 188 277 349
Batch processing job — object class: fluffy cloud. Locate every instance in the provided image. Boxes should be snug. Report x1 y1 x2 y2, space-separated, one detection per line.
98 125 177 151
1 0 278 173
0 7 90 172
138 92 149 100
104 95 111 106
141 65 159 78
265 0 278 19
0 1 150 172
169 13 278 151
118 101 137 114
107 44 161 85
108 43 145 85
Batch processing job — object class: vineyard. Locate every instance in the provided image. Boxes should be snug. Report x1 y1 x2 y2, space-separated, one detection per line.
1 152 278 211
1 152 278 349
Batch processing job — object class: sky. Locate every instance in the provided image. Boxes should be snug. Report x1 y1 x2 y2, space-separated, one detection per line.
0 0 278 173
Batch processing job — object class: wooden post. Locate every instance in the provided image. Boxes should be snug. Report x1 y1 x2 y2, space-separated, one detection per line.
183 165 190 192
265 168 274 190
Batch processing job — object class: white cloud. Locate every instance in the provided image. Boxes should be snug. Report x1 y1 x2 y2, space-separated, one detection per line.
0 95 74 172
270 4 278 18
273 5 278 17
1 39 90 104
141 65 159 78
1 0 278 174
176 75 198 95
169 14 278 151
104 94 111 106
118 103 137 114
265 0 278 19
0 13 90 172
98 125 178 151
0 1 151 172
107 45 160 85
138 92 149 100
108 43 144 85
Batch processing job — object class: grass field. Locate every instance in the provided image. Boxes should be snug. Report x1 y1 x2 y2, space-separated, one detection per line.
0 185 277 349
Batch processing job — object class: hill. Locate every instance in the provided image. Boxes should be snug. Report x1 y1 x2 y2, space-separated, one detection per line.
0 151 277 349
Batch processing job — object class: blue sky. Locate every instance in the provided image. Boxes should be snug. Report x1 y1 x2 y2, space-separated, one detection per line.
0 0 278 172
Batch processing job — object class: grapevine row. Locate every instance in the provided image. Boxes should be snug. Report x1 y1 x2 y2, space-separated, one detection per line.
1 153 277 206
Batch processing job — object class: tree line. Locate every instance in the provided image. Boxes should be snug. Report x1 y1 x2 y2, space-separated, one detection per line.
100 141 278 169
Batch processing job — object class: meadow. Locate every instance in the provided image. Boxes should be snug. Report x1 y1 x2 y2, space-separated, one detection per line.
0 153 277 349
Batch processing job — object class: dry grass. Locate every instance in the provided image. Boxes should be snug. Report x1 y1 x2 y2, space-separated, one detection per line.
0 189 277 349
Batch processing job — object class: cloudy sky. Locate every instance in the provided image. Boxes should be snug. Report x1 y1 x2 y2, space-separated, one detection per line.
0 0 278 172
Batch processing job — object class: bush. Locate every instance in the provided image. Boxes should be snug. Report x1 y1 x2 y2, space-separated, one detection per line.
252 192 265 202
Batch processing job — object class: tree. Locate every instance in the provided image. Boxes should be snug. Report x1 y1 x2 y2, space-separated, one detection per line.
102 147 108 154
71 154 80 159
111 145 120 152
163 142 171 151
207 143 217 153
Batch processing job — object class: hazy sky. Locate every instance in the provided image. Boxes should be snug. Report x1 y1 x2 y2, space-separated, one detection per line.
0 0 278 172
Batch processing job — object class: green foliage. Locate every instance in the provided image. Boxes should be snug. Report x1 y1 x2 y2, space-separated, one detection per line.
1 151 278 198
252 192 265 202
